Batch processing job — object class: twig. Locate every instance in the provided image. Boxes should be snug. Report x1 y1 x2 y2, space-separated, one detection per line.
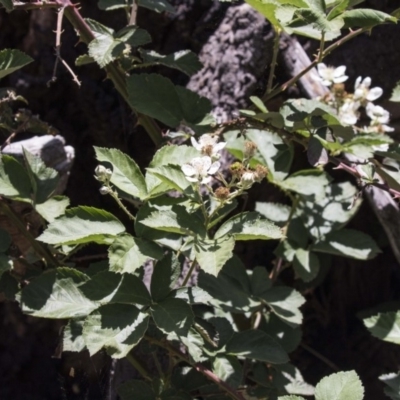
49 6 81 87
129 0 138 25
126 352 152 381
181 258 197 287
144 336 246 400
300 342 340 371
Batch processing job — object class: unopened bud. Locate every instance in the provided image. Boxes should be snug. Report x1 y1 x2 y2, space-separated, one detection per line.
99 186 111 195
95 165 112 182
230 162 244 177
214 187 230 200
241 171 257 188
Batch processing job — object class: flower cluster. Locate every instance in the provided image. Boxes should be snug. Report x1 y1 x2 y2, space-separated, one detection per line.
316 63 393 134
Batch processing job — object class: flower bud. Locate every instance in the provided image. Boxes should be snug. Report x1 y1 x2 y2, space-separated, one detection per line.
229 162 244 177
241 171 256 188
254 165 268 181
95 165 112 182
99 186 111 195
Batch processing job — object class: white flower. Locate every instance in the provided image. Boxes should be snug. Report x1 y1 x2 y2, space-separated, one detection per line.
182 156 220 184
241 171 257 188
317 63 348 86
354 77 383 102
338 100 360 125
366 103 390 124
191 134 226 159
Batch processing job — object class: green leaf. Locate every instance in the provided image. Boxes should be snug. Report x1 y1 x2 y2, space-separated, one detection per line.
278 396 306 400
280 170 331 197
138 0 175 13
80 271 152 305
194 236 235 276
0 0 13 12
88 23 151 67
226 329 289 364
363 311 400 345
255 202 291 225
0 228 11 252
213 356 243 389
108 234 163 274
37 206 125 245
21 267 98 318
0 254 12 276
75 54 95 66
140 49 202 76
261 286 305 327
215 211 283 241
35 196 70 222
0 154 32 200
127 74 211 128
327 0 349 20
312 229 380 260
151 252 181 302
273 363 314 397
63 318 86 352
293 248 320 282
94 147 147 199
22 148 59 204
83 303 149 358
118 380 156 400
140 205 205 236
98 0 128 10
0 49 32 79
250 267 272 298
380 373 400 400
146 165 192 194
151 297 194 336
314 370 364 400
390 81 400 102
341 9 396 28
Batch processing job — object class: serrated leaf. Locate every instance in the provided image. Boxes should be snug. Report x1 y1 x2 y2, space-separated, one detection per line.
83 303 149 358
127 73 211 128
0 49 33 79
151 297 194 336
63 318 86 352
140 49 202 76
341 9 396 28
312 229 380 260
390 81 400 102
363 311 400 345
151 252 181 302
273 363 314 396
261 286 305 327
215 211 283 241
255 202 291 225
21 267 98 318
118 380 156 400
0 154 32 200
194 236 235 277
37 206 125 245
213 356 243 389
280 170 331 197
226 329 289 364
0 0 13 12
278 396 306 400
293 249 320 282
108 234 163 274
95 147 147 199
80 271 152 305
75 54 95 66
88 23 150 67
380 373 400 400
250 266 272 298
140 205 205 236
22 148 59 204
314 370 364 400
35 196 70 222
147 165 192 194
0 254 12 276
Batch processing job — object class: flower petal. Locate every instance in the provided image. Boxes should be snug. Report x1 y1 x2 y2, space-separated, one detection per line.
366 87 383 101
190 137 201 150
333 75 348 83
208 161 221 175
334 66 346 78
182 164 196 176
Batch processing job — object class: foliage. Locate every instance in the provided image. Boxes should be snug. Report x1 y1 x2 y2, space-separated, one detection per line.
0 0 400 398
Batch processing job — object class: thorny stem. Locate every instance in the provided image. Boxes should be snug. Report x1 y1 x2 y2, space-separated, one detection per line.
181 258 197 287
318 32 325 62
262 27 369 103
265 27 281 95
0 199 59 267
144 336 247 400
126 352 153 381
129 0 138 25
8 0 163 146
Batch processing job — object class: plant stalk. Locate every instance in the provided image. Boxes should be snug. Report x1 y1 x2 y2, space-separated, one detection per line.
265 27 281 96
